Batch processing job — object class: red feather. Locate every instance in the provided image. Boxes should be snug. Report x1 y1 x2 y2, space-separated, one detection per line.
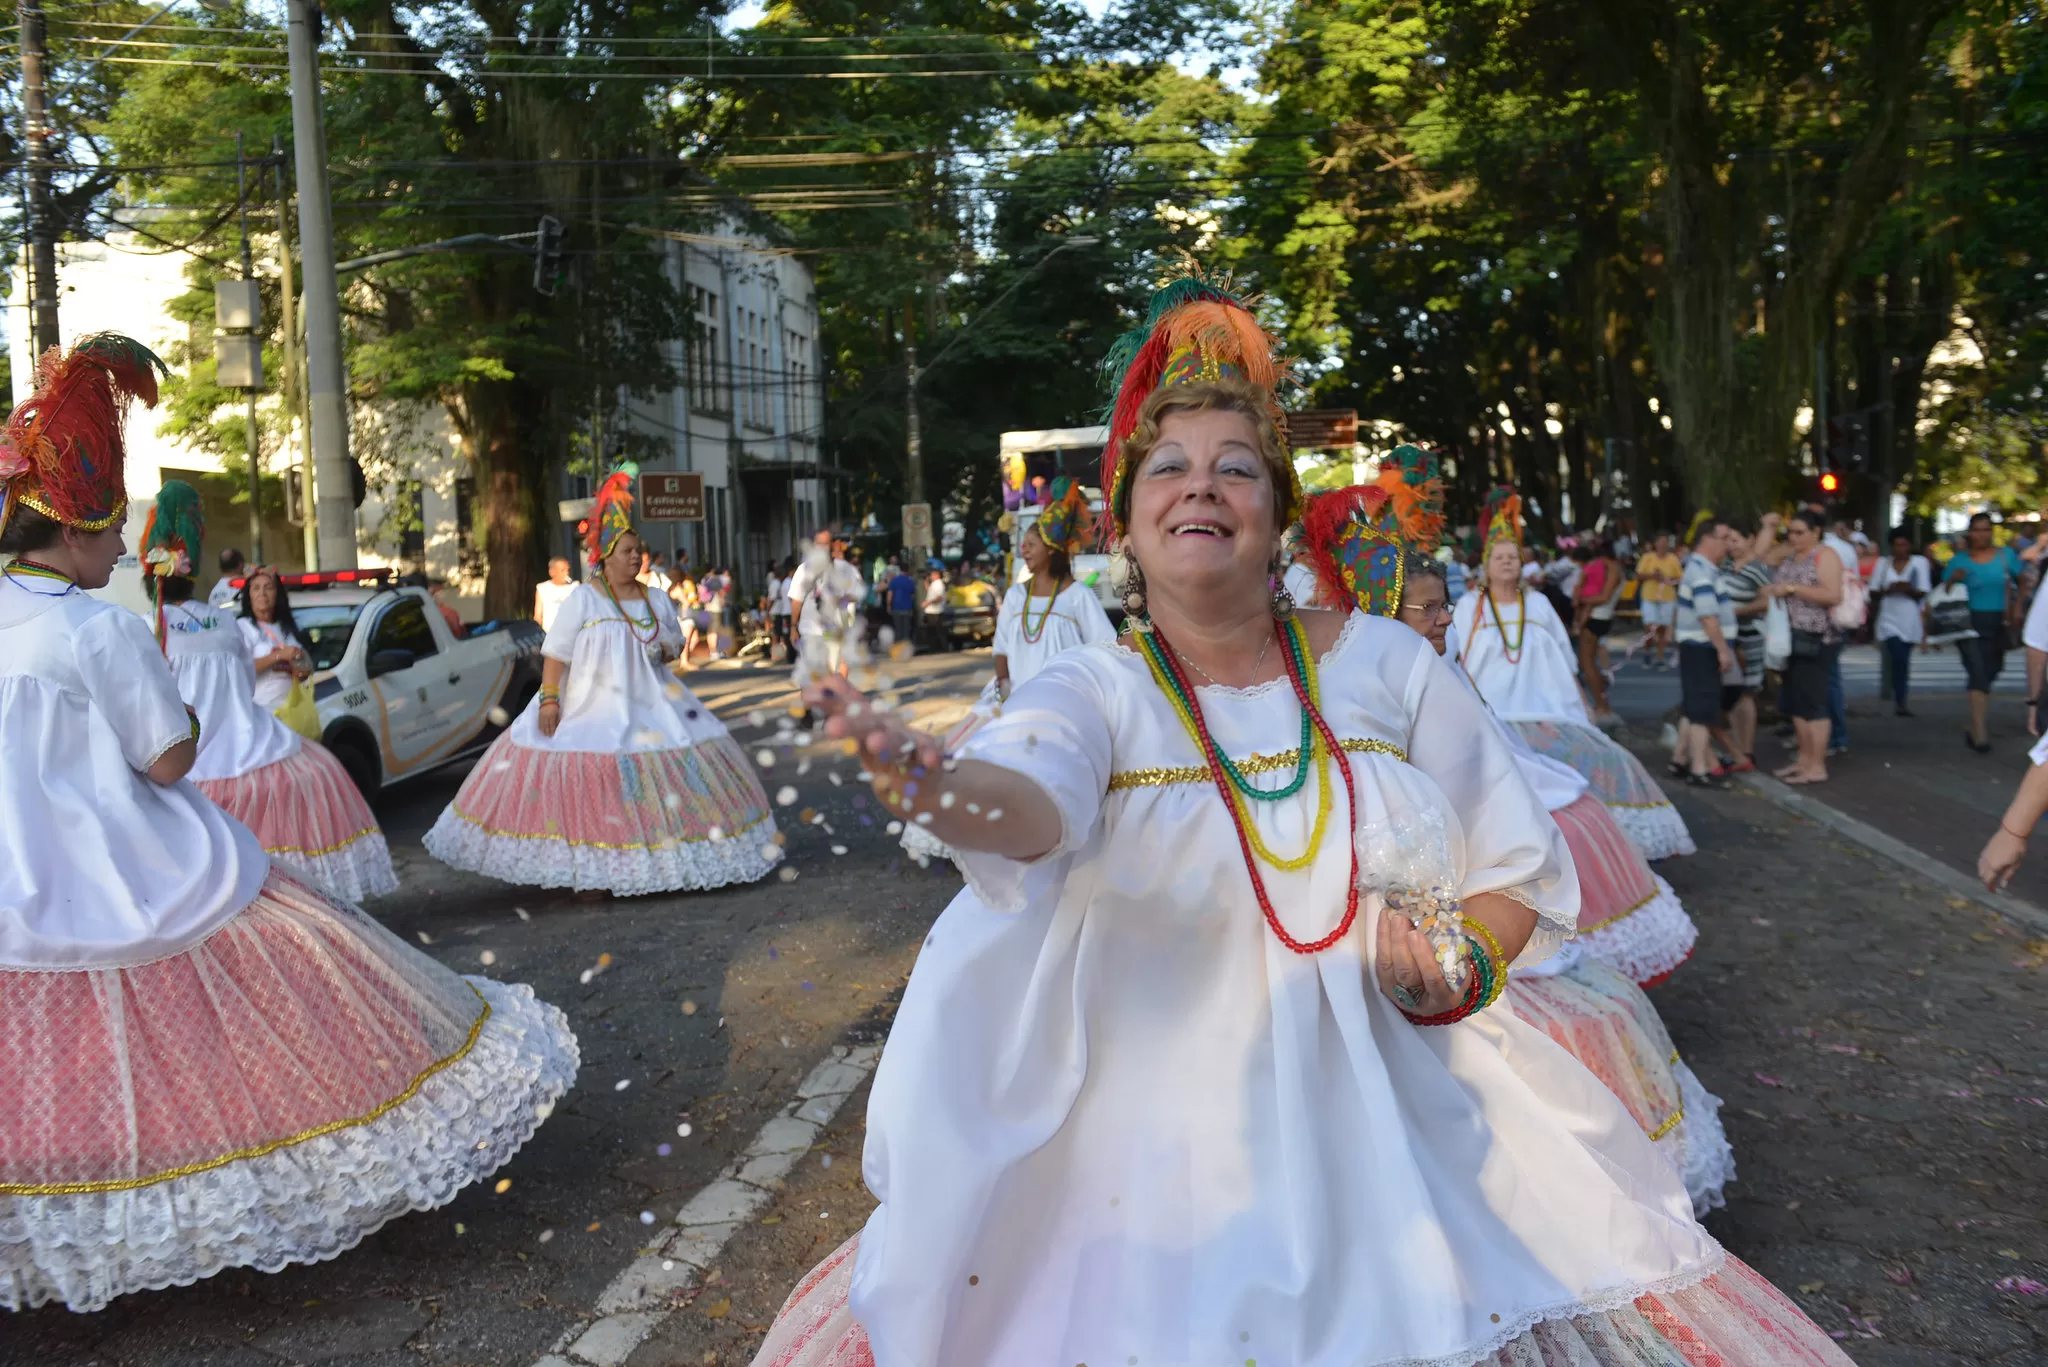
5 333 165 526
1299 485 1392 606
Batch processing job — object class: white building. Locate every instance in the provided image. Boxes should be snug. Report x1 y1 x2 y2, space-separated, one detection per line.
9 217 826 615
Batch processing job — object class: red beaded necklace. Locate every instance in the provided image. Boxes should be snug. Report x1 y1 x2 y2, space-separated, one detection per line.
1146 620 1362 955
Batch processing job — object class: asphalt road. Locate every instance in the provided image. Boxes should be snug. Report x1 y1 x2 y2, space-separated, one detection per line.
7 643 2044 1366
3 650 988 1367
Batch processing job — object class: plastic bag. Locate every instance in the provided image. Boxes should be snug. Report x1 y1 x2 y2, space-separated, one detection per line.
1924 582 1979 645
1763 596 1792 671
1830 569 1869 632
274 678 323 741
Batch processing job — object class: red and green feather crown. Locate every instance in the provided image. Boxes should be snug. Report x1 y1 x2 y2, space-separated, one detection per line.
585 465 639 567
1482 485 1523 555
0 333 167 535
1032 476 1095 558
1298 445 1446 618
1096 266 1297 543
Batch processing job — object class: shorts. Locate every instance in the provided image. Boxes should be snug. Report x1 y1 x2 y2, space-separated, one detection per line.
1678 643 1724 724
1585 616 1614 639
1960 612 2008 692
1782 646 1840 720
1641 599 1676 628
1719 684 1749 713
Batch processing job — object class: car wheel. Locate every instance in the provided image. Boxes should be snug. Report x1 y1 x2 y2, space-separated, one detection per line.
328 734 381 800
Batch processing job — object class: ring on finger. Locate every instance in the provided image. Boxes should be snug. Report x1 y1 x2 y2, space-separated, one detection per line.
1390 982 1423 1011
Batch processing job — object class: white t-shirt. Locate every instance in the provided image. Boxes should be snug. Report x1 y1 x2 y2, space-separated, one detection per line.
2023 569 2048 653
769 575 792 616
1869 556 1930 644
536 578 578 633
786 557 867 639
237 616 303 709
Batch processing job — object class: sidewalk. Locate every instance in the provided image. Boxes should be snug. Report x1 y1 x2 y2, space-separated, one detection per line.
1607 647 2047 912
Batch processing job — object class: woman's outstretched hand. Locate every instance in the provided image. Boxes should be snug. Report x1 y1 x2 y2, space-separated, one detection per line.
803 675 943 814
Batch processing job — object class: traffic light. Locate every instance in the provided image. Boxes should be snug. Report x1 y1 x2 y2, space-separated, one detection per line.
533 214 564 296
1819 471 1840 494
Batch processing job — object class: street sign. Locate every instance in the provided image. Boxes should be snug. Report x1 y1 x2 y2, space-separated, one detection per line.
215 334 263 389
1287 408 1359 451
641 472 705 522
902 501 933 549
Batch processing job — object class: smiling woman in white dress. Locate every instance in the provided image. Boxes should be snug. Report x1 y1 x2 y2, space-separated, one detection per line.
142 482 398 904
0 335 576 1313
1454 489 1696 862
424 468 779 896
746 274 1850 1367
901 477 1115 867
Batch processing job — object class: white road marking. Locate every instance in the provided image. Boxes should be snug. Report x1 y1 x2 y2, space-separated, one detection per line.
537 1041 883 1367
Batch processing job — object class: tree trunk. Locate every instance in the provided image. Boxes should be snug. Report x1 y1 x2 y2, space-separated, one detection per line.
457 378 553 619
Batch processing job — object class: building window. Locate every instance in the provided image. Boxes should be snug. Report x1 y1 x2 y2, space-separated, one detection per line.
690 286 726 417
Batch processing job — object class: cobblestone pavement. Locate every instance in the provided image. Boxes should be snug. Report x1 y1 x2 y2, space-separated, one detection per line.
7 649 2044 1366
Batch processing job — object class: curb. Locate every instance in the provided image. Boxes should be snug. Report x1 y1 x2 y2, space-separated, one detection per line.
1730 772 2048 936
533 1041 883 1367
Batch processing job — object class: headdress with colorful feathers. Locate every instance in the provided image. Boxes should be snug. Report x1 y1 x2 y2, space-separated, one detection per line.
1481 486 1524 556
1298 445 1446 618
140 480 204 601
1096 264 1297 541
1031 476 1095 559
0 333 167 538
585 464 640 567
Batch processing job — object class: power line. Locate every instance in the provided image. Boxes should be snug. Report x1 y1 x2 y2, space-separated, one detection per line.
81 53 1054 79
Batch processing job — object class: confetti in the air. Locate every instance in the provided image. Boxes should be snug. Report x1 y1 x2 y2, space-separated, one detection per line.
821 1154 833 1168
514 906 531 921
776 786 799 806
493 760 513 773
639 1211 657 1225
748 710 766 728
987 808 1004 821
665 792 683 810
708 824 724 841
538 1229 554 1243
831 845 847 856
778 866 799 882
455 1222 466 1235
416 931 435 945
487 706 511 726
677 1122 694 1137
681 999 698 1015
886 820 903 834
495 1178 512 1194
966 803 981 815
535 1101 555 1122
940 791 957 809
615 1079 632 1092
657 1142 672 1157
757 749 776 768
760 843 779 860
479 950 497 966
828 771 844 786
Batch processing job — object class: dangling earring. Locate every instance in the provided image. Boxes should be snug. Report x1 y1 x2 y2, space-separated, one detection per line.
1111 547 1150 633
1269 558 1297 620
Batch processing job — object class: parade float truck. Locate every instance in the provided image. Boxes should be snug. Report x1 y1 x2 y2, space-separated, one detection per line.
232 568 545 798
999 425 1119 621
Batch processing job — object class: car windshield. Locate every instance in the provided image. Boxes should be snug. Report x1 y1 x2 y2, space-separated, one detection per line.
294 603 364 672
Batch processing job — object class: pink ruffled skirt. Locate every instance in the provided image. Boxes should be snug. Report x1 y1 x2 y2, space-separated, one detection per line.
751 1236 1853 1367
197 743 398 904
1513 720 1695 861
1507 959 1734 1215
0 870 578 1313
1550 793 1698 986
422 732 781 895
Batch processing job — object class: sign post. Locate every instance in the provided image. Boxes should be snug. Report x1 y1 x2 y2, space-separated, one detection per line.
902 501 933 551
640 472 706 522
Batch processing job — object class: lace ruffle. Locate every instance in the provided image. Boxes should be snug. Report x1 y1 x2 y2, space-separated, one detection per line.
1671 1059 1736 1216
1605 804 1697 863
197 744 399 903
1574 876 1697 987
2 975 577 1314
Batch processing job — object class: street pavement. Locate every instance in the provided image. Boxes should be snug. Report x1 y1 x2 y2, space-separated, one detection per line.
6 641 2044 1366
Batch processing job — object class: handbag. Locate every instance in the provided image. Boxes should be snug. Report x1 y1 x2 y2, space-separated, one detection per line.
274 677 324 741
1763 597 1792 671
1789 627 1826 661
1830 569 1869 632
1924 582 1978 645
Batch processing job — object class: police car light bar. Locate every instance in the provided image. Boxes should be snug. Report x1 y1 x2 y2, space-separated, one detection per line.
228 568 396 590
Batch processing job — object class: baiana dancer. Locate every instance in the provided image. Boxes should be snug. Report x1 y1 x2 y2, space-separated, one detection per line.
0 335 577 1313
901 476 1115 867
425 468 780 896
749 270 1849 1367
1299 459 1731 1215
142 481 398 904
1454 488 1695 860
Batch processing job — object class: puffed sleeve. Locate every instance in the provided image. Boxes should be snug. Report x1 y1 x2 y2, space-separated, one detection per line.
1400 644 1580 965
542 584 589 662
1073 583 1118 646
949 651 1115 913
74 607 195 773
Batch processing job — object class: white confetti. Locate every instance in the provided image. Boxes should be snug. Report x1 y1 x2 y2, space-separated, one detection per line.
580 969 594 984
479 950 497 966
915 812 934 825
794 731 813 747
748 709 766 727
756 749 776 768
639 1210 656 1225
662 1260 675 1271
708 825 724 842
797 757 812 776
776 786 799 806
939 791 957 809
487 706 510 727
780 1035 791 1048
664 792 682 809
416 931 434 945
778 866 799 882
831 844 848 856
536 1101 555 1121
514 906 531 921
614 1079 632 1092
886 820 903 834
827 771 844 786
986 808 1004 821
492 760 513 772
821 1153 833 1168
677 1122 693 1137
856 770 874 782
966 803 981 814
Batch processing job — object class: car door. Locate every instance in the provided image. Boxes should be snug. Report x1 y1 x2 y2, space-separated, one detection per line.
361 595 467 777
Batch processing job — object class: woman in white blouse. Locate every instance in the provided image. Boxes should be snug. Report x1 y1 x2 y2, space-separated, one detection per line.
235 564 313 711
1454 494 1695 861
746 276 1851 1367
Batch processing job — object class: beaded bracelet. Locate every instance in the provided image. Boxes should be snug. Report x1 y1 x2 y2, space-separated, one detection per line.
1402 932 1506 1026
1402 964 1482 1026
538 684 561 706
1465 919 1507 979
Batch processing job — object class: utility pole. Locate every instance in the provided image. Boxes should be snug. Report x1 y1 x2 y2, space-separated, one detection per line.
286 0 358 568
904 334 923 506
19 0 60 355
235 134 264 566
275 136 316 569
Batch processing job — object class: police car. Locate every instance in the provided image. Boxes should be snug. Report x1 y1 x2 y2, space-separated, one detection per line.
240 569 545 797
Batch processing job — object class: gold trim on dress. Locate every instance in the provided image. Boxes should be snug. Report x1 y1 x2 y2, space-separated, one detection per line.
1107 737 1407 791
1575 882 1663 934
263 826 381 859
445 807 772 851
1 984 491 1196
1647 1101 1685 1142
18 491 126 531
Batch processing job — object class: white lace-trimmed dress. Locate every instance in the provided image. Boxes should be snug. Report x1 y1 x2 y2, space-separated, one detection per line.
0 575 578 1314
900 579 1116 868
751 613 1850 1367
1485 711 1731 1215
1453 590 1695 860
424 582 779 895
161 599 398 904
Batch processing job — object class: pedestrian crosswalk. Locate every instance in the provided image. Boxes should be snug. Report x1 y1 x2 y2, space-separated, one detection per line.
1611 638 2029 696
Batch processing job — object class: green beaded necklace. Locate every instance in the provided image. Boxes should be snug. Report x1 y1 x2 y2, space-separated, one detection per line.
1142 616 1315 802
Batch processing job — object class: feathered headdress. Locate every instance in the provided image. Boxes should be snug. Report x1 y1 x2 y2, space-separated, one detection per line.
140 479 204 600
586 465 639 567
1096 264 1297 542
1482 486 1523 556
0 333 167 537
1298 445 1446 618
1032 476 1096 559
